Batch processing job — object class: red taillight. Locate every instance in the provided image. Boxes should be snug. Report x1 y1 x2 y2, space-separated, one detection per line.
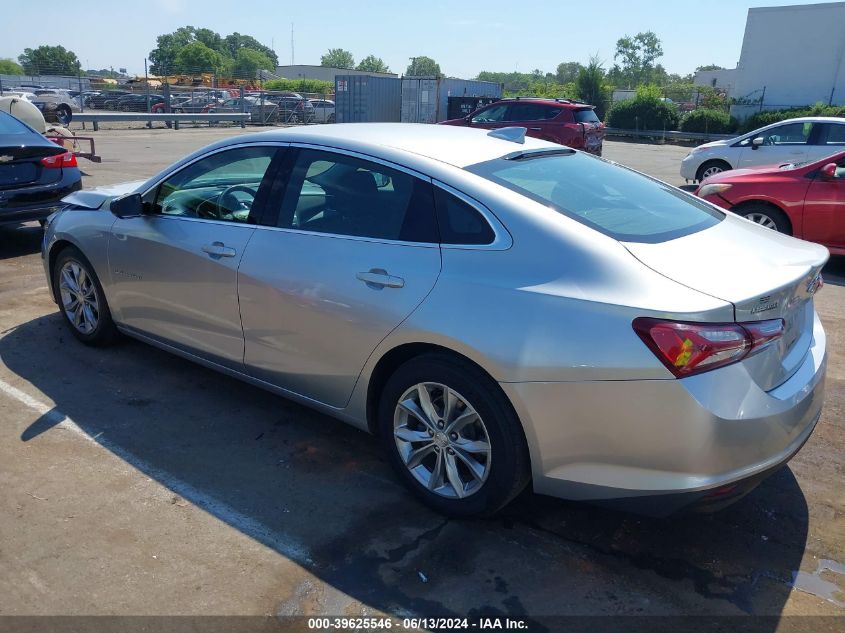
633 317 785 377
40 152 77 169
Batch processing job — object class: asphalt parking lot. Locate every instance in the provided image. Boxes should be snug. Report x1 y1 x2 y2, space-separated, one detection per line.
0 128 843 627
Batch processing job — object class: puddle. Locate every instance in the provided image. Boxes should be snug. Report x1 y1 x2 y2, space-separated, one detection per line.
791 559 845 607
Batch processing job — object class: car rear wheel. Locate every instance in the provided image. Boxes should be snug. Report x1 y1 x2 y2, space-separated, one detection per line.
378 353 530 517
52 246 118 346
696 160 731 182
734 203 791 234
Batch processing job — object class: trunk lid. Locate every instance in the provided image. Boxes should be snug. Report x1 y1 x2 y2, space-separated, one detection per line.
624 213 828 391
0 142 64 188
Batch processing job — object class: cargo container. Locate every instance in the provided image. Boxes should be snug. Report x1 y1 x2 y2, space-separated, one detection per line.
446 96 500 121
334 75 401 123
401 77 502 123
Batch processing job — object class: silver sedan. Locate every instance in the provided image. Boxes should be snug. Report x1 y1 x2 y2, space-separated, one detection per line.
41 124 828 516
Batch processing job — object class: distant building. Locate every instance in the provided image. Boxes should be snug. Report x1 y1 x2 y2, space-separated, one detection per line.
274 65 397 83
712 2 845 120
693 69 736 97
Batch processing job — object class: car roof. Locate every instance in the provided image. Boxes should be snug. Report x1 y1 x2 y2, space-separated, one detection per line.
244 123 556 168
495 97 594 108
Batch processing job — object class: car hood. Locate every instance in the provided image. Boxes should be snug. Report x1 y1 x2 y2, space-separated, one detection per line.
693 138 734 150
61 179 146 209
701 162 806 184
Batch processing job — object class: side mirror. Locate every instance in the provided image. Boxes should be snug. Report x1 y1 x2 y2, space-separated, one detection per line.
820 163 837 180
751 137 764 150
110 193 143 219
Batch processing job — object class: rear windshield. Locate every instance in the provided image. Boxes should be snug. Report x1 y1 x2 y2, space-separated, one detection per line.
0 113 29 135
466 152 723 243
573 108 600 123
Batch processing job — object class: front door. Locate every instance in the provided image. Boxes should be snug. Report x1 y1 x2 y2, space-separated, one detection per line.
107 144 282 368
801 154 845 251
468 103 513 131
238 147 442 407
736 121 814 169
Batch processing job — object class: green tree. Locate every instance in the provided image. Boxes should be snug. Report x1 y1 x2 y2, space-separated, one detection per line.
224 33 278 67
18 45 80 75
232 48 273 79
555 61 583 84
0 58 24 75
406 56 441 77
695 64 724 72
149 26 201 75
320 48 355 69
576 56 610 118
174 42 225 74
611 31 664 87
356 55 390 73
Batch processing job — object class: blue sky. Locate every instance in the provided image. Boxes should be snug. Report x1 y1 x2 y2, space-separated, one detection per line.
1 0 818 77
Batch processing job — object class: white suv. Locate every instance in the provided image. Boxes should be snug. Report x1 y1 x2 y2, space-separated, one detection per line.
680 116 845 182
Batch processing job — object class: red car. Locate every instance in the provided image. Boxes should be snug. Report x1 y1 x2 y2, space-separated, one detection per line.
439 97 605 155
696 150 845 255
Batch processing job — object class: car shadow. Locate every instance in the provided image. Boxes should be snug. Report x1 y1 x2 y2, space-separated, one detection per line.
823 255 845 287
2 314 809 624
0 223 43 260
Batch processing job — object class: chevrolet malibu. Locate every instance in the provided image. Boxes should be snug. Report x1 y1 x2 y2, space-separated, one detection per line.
42 124 828 517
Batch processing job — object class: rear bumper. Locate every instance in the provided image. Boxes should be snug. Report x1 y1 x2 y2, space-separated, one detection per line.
0 171 81 225
502 310 827 514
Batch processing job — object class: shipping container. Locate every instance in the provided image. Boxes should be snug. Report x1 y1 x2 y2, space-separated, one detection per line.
401 77 502 123
446 96 499 121
334 75 401 123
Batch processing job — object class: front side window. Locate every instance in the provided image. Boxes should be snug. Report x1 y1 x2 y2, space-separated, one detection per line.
277 149 437 242
154 146 277 223
466 152 723 243
760 122 813 146
471 104 509 123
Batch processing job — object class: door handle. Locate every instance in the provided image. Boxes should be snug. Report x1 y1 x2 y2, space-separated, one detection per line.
356 269 404 289
201 241 237 258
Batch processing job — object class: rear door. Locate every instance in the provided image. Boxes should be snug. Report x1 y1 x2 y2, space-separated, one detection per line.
107 144 283 368
736 121 814 169
238 147 442 407
506 102 561 142
806 121 845 162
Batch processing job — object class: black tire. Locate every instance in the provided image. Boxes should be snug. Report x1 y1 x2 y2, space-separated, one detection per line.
55 105 72 125
733 202 792 234
695 160 731 182
378 353 531 517
52 246 119 346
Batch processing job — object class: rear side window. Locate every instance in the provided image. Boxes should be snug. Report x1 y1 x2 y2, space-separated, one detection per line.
820 123 845 146
466 152 722 243
508 103 561 121
574 108 600 123
277 149 438 242
434 188 495 245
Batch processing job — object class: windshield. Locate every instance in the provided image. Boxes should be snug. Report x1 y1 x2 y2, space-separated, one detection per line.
466 152 723 243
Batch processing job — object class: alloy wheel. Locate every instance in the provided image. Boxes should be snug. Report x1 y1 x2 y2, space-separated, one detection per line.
700 165 724 179
393 382 491 499
744 213 778 230
59 260 100 334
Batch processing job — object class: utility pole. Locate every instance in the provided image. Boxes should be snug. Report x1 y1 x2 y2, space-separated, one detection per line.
291 23 295 65
409 57 417 76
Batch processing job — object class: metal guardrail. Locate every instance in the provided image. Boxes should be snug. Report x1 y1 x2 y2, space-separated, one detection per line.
605 127 736 143
71 112 250 131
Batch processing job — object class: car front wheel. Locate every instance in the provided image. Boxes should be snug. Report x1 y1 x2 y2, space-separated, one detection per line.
734 203 791 234
379 353 530 517
52 246 118 346
696 160 731 182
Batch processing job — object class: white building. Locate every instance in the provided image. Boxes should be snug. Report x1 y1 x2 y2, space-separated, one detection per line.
719 2 845 119
693 68 736 96
274 65 397 83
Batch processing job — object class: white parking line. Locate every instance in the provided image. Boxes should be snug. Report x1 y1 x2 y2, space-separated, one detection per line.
0 375 310 562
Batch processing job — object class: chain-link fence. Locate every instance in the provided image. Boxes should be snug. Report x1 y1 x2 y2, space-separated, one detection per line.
0 64 336 130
